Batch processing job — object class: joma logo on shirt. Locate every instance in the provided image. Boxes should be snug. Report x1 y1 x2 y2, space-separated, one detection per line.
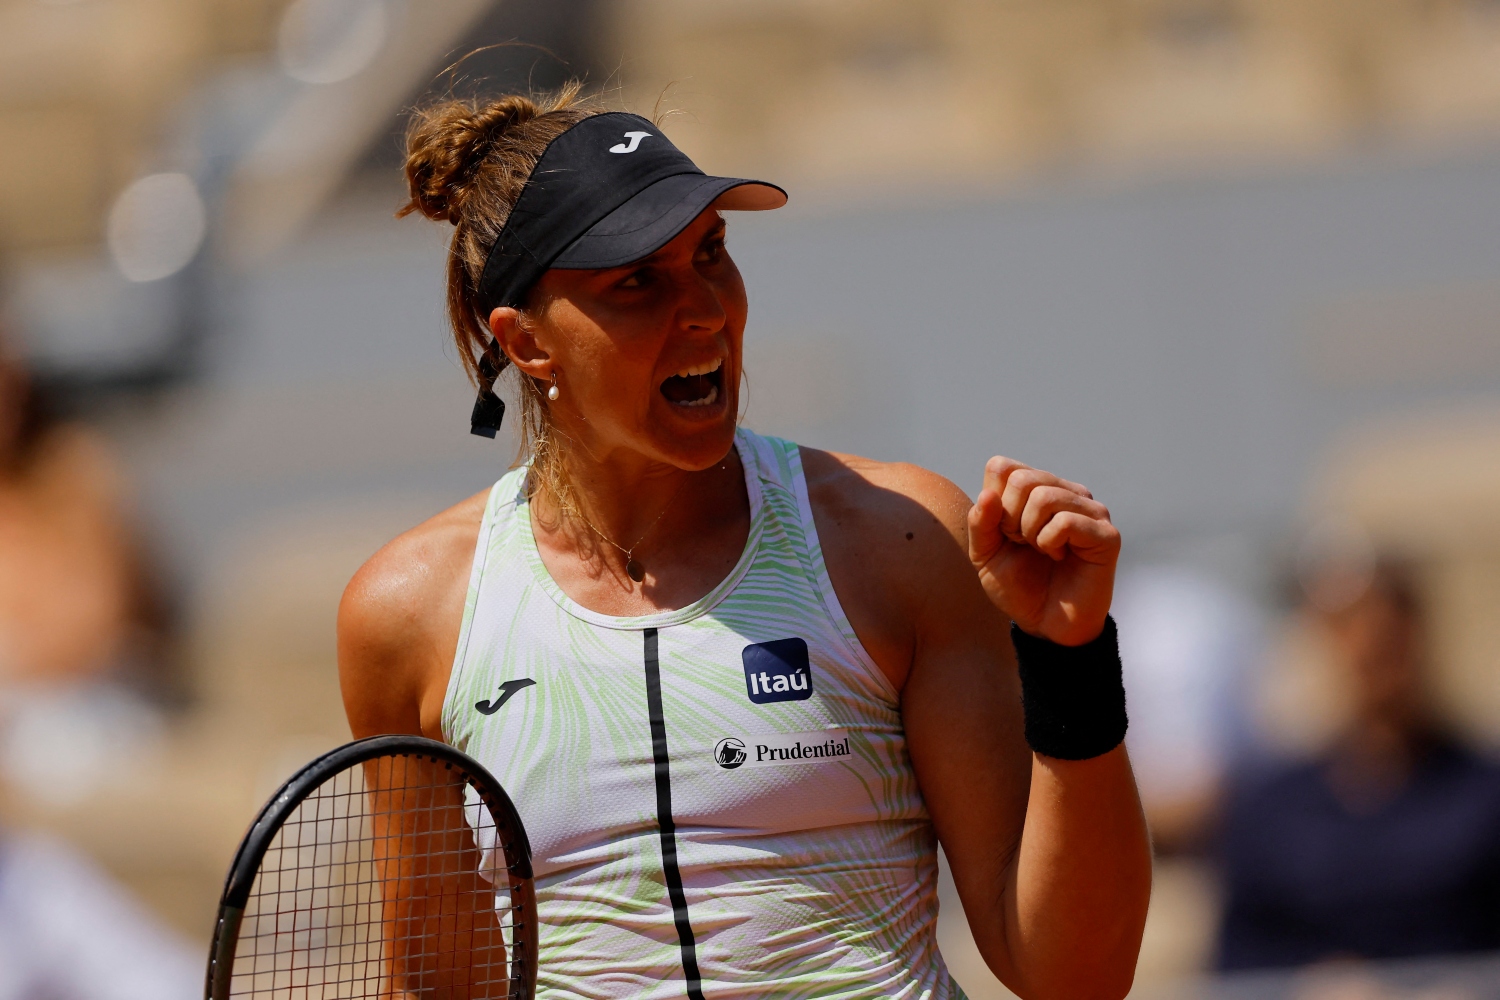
741 637 813 704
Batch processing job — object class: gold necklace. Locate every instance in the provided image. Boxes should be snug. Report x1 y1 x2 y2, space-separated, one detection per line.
567 476 689 583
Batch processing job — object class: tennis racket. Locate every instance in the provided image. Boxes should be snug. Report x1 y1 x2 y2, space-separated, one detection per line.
205 735 536 1000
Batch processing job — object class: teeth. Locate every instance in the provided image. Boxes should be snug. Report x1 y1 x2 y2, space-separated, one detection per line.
676 385 719 408
674 358 723 378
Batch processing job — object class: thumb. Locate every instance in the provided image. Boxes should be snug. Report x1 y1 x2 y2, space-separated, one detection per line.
968 488 1006 569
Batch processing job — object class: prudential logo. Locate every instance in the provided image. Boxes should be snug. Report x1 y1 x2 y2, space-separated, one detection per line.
715 738 747 769
713 730 854 771
609 131 651 153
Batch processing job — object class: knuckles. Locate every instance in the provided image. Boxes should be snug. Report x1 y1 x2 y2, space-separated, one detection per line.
985 455 1023 475
984 456 1113 525
1006 468 1048 491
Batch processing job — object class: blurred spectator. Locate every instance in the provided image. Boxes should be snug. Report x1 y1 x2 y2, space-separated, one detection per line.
1216 561 1500 971
0 342 175 693
0 333 183 801
0 327 198 999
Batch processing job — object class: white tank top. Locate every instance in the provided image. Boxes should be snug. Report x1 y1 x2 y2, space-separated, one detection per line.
443 428 965 1000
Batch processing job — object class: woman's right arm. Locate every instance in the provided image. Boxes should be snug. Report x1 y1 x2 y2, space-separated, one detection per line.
337 491 488 741
338 492 502 997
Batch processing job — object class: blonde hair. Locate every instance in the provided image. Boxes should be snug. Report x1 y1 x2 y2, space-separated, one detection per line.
398 83 603 496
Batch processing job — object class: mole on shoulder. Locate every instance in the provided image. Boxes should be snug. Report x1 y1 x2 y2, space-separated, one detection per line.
905 532 914 541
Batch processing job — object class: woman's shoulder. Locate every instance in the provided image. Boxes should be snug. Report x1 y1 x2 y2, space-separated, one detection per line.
797 445 973 545
796 446 988 684
344 490 491 614
337 487 492 737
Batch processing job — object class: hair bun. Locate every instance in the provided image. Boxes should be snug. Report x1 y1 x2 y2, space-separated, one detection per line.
401 95 540 224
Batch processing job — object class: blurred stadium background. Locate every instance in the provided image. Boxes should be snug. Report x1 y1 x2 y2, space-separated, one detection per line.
3 1 1500 997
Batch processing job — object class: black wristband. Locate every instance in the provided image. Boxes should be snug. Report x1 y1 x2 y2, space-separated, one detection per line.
1011 616 1127 761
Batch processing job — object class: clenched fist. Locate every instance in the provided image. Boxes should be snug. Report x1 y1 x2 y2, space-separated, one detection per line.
967 456 1119 646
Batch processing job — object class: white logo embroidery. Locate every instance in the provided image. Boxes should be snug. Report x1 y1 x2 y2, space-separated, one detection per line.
609 131 652 154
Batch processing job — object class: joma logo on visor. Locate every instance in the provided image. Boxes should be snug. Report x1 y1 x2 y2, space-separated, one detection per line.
609 131 651 153
742 638 813 704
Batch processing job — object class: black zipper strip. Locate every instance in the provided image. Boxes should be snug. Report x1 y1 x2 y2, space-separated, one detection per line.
643 627 707 1000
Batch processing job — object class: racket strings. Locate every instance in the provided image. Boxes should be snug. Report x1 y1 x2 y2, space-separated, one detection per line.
230 754 527 998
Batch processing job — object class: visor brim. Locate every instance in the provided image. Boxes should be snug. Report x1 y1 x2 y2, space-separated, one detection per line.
551 174 786 270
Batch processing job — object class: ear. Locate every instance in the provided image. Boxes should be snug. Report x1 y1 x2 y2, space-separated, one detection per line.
489 305 553 381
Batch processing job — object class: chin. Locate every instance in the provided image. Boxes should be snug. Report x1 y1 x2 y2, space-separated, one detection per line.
651 396 739 470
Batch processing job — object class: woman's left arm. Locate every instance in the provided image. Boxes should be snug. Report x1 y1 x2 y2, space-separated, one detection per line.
927 455 1150 1000
811 450 1150 1000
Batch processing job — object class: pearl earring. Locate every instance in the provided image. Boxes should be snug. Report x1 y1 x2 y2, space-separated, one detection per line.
547 373 560 401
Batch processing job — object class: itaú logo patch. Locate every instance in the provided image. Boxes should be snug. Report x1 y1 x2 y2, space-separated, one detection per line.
715 729 853 769
741 638 812 704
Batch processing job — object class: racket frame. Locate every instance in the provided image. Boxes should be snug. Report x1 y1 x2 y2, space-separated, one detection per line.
205 734 536 1000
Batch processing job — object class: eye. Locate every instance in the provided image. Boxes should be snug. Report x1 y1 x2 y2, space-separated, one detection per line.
697 236 727 264
617 266 653 289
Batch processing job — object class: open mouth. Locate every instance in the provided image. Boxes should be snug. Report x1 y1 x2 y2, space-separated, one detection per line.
660 357 724 408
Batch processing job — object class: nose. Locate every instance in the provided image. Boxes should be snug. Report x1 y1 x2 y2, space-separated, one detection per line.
676 268 727 334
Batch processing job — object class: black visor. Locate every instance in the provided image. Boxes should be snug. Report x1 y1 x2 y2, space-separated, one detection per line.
475 112 785 314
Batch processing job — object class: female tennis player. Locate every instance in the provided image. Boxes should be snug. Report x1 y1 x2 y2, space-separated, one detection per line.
339 86 1151 1000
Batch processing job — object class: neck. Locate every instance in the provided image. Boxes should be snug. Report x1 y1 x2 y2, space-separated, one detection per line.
529 437 746 579
525 436 752 612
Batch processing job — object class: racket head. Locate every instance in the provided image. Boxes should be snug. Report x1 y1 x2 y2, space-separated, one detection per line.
206 735 536 1000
